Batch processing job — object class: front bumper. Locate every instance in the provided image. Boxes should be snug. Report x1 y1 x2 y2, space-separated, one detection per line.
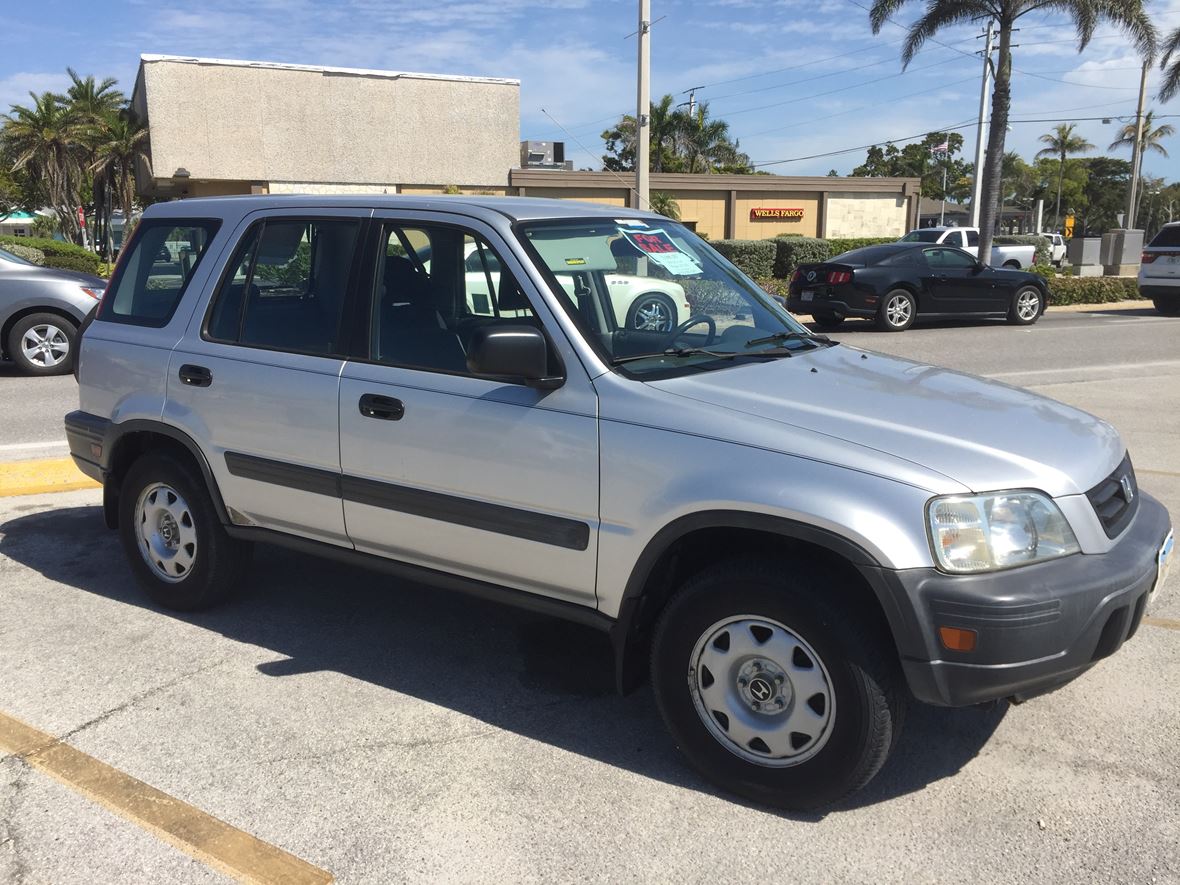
876 492 1172 707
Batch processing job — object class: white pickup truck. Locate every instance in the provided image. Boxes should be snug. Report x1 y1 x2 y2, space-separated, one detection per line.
1041 232 1067 266
899 227 1037 269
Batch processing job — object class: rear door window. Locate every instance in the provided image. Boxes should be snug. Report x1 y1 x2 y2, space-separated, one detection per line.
1149 226 1180 247
99 220 219 326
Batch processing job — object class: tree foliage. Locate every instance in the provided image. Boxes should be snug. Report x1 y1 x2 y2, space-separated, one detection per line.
849 131 969 200
602 95 752 174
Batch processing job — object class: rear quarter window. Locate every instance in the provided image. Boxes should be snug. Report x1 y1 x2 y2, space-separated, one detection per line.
98 219 220 327
1149 226 1180 248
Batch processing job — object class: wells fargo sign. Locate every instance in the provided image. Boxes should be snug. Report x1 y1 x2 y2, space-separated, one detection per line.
750 207 805 220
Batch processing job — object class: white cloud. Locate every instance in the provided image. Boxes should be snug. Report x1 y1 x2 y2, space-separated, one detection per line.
0 72 72 112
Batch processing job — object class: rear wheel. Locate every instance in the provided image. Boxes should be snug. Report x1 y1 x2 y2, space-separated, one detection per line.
627 293 677 333
875 290 915 332
1154 298 1180 317
118 451 251 611
812 313 846 330
7 312 77 376
1007 286 1043 325
650 558 905 810
1003 260 1021 269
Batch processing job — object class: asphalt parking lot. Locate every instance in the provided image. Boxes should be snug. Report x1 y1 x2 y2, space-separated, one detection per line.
1 303 1178 884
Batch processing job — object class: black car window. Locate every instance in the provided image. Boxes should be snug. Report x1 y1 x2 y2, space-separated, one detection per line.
966 229 980 247
944 231 964 248
924 248 977 269
1149 225 1180 247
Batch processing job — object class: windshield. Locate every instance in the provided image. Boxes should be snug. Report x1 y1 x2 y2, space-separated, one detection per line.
516 218 820 377
899 230 943 243
0 247 36 266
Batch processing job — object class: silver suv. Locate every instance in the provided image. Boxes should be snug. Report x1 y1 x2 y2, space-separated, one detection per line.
66 196 1174 810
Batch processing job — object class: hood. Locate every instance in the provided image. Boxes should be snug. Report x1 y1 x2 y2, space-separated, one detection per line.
44 268 107 287
648 345 1123 498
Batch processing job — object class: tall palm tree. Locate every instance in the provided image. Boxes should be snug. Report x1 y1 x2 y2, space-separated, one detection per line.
65 69 124 121
1109 109 1174 158
3 91 87 243
66 69 125 254
870 0 1155 263
1035 123 1093 230
88 110 150 226
679 103 750 174
1160 28 1180 101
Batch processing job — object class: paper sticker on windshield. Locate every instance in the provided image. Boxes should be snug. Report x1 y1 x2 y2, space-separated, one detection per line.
620 228 702 276
615 218 650 227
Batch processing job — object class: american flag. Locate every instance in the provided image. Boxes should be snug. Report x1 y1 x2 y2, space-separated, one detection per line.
930 141 950 153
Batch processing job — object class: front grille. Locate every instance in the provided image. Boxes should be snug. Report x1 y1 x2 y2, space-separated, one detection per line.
1085 454 1139 539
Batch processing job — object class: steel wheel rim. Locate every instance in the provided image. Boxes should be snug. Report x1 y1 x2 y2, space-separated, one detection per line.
689 615 836 767
134 483 197 583
20 323 69 368
885 294 911 327
1016 290 1040 320
633 298 672 332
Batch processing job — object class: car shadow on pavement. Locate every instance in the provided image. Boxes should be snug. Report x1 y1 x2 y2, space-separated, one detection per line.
0 504 1006 818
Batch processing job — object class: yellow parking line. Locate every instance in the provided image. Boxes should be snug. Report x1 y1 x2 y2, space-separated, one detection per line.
1143 617 1180 631
0 457 100 497
0 711 333 885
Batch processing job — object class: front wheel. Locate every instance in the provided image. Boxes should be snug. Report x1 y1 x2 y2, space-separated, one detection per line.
1154 298 1180 317
876 290 915 332
1008 286 1043 325
7 312 77 376
627 293 677 333
650 559 905 810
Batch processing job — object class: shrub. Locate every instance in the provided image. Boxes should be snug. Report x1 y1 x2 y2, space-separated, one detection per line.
827 236 897 256
773 237 830 277
0 235 100 274
995 234 1052 265
711 239 776 279
1046 276 1139 305
2 243 45 264
755 277 790 298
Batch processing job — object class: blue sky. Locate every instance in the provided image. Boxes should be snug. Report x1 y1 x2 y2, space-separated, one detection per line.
4 0 1180 182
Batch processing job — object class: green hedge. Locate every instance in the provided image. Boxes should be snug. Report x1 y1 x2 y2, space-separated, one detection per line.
773 236 831 277
0 235 100 274
827 237 898 256
711 239 777 279
995 234 1051 265
1045 276 1139 305
2 243 45 264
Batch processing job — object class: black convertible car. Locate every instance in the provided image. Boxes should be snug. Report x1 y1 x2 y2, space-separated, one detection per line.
786 242 1049 332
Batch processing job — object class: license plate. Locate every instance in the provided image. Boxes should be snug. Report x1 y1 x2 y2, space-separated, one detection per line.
801 290 815 302
1153 530 1174 600
1167 256 1180 265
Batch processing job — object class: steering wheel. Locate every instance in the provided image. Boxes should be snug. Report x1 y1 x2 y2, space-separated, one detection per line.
664 314 717 348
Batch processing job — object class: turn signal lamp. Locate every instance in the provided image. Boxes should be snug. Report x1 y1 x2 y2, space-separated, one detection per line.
939 626 977 653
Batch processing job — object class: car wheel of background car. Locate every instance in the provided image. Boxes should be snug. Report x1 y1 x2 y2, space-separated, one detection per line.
8 312 77 376
812 313 846 330
1008 287 1043 325
1003 260 1021 269
1153 298 1180 317
627 293 677 333
118 451 251 611
876 290 916 332
650 557 905 810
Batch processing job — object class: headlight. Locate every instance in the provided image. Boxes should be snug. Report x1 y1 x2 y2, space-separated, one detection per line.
927 491 1079 573
80 286 105 301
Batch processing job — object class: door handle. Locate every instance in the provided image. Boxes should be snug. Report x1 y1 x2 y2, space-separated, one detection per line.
359 393 404 421
178 364 212 387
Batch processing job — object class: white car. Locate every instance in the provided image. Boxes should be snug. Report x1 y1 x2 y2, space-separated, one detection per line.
899 227 1037 269
461 243 689 332
1138 222 1180 316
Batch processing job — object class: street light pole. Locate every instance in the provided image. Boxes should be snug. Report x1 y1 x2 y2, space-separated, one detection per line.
1126 60 1148 230
970 19 994 229
635 0 651 211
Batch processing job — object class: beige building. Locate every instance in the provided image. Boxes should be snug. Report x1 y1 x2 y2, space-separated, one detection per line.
132 55 520 198
511 170 921 241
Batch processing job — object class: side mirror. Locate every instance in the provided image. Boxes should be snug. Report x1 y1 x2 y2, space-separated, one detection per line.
466 326 563 389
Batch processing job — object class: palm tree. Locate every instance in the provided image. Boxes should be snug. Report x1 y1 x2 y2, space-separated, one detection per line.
2 91 87 243
647 191 681 220
1160 28 1180 101
88 110 151 227
66 69 125 254
870 0 1155 264
678 103 750 174
1035 123 1093 231
1109 110 1174 158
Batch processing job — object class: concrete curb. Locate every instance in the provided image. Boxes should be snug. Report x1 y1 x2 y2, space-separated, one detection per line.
0 457 100 497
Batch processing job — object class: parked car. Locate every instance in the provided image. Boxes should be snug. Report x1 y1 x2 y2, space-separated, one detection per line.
1138 222 1180 316
787 242 1048 331
899 227 1037 269
0 247 105 375
1042 232 1067 266
67 197 1173 811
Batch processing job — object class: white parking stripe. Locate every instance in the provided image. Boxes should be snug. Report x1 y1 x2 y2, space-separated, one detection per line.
986 360 1180 380
0 441 69 452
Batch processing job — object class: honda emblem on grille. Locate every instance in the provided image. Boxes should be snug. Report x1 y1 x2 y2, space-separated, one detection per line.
1120 474 1135 501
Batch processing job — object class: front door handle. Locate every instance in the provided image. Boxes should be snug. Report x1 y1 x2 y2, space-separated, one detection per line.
359 393 404 421
179 364 212 387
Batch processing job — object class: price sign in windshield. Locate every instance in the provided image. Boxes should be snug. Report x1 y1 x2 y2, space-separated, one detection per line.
620 228 702 276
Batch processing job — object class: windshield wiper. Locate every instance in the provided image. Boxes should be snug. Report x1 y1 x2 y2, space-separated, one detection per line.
744 330 835 349
611 346 743 366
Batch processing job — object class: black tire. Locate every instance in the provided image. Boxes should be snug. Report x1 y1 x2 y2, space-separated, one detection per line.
118 451 251 611
1154 298 1180 317
7 312 77 376
650 558 905 810
1002 260 1021 269
627 293 677 333
875 289 916 332
812 313 846 330
1007 286 1043 325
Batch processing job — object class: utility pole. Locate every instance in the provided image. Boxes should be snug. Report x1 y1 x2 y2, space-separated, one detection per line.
635 0 651 211
970 19 994 229
1126 60 1148 230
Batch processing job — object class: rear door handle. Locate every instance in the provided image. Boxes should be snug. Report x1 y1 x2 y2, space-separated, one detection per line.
359 393 404 421
178 364 212 387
